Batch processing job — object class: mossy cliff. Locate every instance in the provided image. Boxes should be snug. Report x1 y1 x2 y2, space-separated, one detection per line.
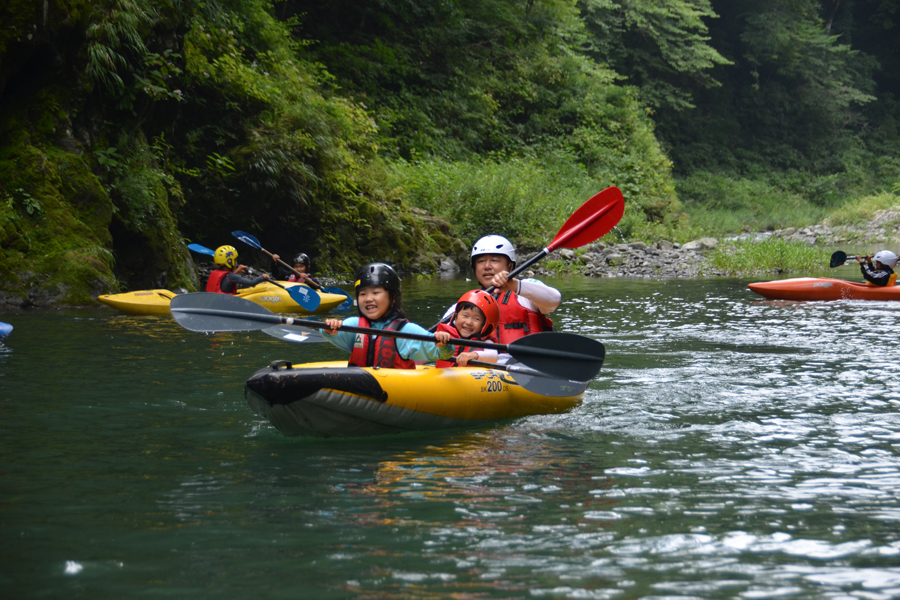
0 0 681 307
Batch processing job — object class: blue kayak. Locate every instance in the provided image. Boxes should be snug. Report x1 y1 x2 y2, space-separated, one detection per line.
0 322 12 338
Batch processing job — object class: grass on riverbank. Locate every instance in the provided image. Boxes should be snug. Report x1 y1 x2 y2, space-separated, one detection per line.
387 156 597 247
704 238 833 276
824 192 900 227
676 172 834 235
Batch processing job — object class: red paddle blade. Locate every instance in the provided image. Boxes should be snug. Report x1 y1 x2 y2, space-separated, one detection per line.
549 187 625 250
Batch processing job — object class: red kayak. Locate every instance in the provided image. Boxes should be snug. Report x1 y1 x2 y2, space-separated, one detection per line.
748 277 900 301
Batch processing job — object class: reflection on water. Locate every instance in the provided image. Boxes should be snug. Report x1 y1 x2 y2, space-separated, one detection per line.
4 277 900 597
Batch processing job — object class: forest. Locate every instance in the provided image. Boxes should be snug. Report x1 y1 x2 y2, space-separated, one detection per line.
0 0 897 304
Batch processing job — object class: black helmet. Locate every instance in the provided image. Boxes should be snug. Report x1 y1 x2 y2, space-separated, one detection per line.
292 253 311 267
354 263 401 295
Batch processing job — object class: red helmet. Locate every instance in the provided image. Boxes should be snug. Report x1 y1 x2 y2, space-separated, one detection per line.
455 290 500 337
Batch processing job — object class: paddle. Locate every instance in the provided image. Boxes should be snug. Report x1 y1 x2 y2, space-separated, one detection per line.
261 324 330 344
244 269 321 311
830 251 863 268
170 293 605 381
186 242 319 310
187 243 215 256
463 359 590 397
232 230 354 311
430 186 625 331
485 186 625 293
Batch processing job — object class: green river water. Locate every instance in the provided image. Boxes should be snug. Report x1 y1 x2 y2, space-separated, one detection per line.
3 275 900 599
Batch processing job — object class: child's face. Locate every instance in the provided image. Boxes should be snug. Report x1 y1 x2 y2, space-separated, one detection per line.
455 307 485 338
358 286 391 320
293 263 308 273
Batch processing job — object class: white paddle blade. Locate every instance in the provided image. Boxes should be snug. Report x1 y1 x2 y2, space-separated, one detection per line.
262 325 329 343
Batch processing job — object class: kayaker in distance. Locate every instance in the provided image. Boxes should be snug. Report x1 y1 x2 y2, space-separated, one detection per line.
440 235 561 344
857 251 898 286
435 290 501 368
271 252 313 283
323 263 454 368
206 245 270 294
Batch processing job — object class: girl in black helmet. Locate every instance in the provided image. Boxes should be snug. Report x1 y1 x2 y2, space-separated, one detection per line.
271 252 312 283
323 263 454 369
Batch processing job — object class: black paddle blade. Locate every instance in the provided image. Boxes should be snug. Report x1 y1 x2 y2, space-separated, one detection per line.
830 251 847 268
508 332 605 382
502 363 590 397
170 293 279 332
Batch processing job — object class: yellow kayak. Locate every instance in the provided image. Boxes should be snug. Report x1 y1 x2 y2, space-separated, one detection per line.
98 282 349 315
245 360 586 438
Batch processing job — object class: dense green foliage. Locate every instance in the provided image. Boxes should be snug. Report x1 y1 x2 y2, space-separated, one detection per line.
1 0 899 305
651 0 900 234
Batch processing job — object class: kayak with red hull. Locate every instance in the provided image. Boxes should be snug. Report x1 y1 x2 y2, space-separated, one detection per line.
748 277 900 301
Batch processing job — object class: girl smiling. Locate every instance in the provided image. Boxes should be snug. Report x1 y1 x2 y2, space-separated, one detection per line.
323 263 454 368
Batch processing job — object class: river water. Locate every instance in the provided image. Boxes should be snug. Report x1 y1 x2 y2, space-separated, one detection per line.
3 275 900 599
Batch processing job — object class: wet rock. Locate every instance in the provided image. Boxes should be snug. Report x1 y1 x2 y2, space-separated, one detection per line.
439 257 459 272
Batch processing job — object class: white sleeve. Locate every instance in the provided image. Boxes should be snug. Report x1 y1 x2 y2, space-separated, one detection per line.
516 279 561 314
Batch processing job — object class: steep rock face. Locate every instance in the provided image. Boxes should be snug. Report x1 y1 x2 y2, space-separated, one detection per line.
0 88 117 307
0 2 198 306
0 83 198 306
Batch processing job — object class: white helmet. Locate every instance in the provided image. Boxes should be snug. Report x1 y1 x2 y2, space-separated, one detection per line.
873 250 898 268
471 235 516 270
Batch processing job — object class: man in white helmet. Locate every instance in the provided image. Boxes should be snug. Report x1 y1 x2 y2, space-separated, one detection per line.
440 235 561 345
857 251 898 286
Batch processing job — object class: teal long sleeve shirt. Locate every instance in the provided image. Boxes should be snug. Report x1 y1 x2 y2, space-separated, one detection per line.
324 316 455 362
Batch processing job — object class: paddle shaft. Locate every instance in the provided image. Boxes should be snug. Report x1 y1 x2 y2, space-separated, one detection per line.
172 307 598 363
466 359 543 377
256 248 324 290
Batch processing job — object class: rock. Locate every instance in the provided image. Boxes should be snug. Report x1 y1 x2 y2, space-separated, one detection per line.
657 240 674 251
439 257 459 272
682 238 718 251
559 249 576 261
629 242 648 251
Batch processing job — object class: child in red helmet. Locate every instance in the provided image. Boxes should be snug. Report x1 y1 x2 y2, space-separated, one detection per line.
435 290 501 368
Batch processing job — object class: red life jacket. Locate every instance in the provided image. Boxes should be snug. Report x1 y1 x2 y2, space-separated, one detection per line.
348 316 417 370
206 269 236 295
434 322 494 368
494 289 553 344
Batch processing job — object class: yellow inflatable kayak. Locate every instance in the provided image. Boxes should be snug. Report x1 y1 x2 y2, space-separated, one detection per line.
245 360 586 438
98 282 349 315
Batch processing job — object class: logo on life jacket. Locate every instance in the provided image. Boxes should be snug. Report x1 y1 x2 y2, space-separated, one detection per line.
353 333 365 349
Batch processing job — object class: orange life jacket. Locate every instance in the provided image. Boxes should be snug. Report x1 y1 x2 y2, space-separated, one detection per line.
494 290 553 344
206 269 236 295
348 316 417 369
434 322 494 368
